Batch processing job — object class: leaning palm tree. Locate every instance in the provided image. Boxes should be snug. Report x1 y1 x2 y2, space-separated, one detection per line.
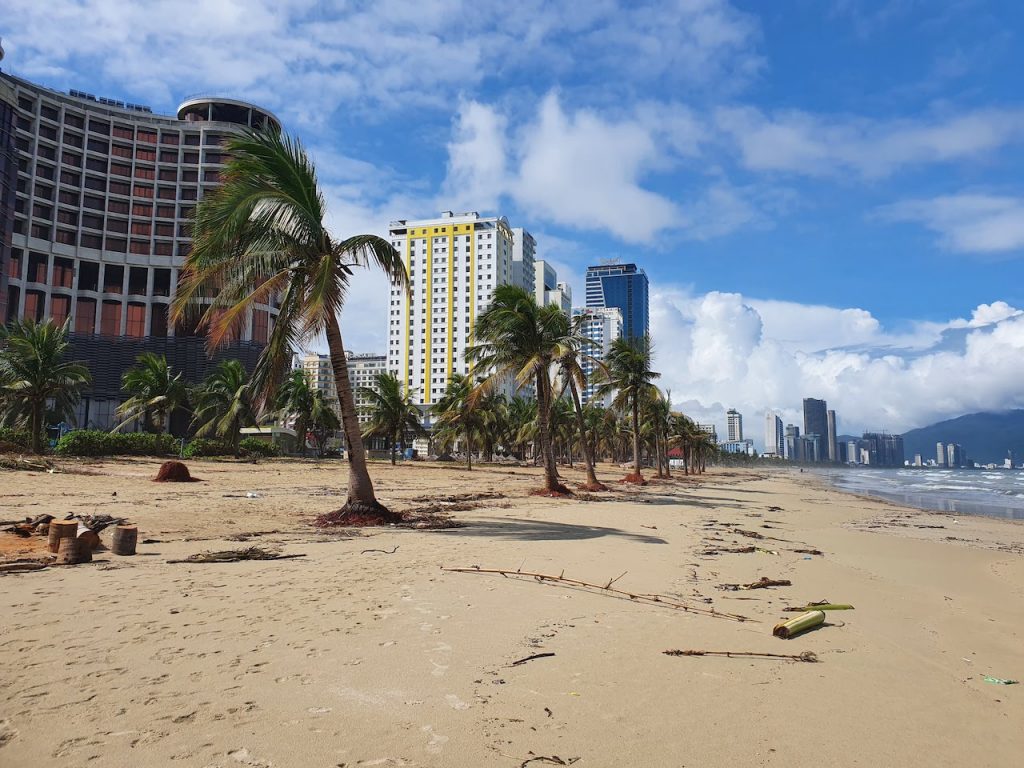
0 319 91 453
556 316 604 489
274 369 316 455
191 359 258 457
431 373 483 471
466 285 577 493
594 336 660 482
115 353 189 434
359 371 425 465
170 127 407 519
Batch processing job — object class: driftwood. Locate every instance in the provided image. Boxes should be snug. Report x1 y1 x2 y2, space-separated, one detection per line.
791 548 824 556
167 547 306 564
443 566 752 622
360 546 399 555
521 757 580 767
664 649 818 663
0 561 50 574
511 652 556 666
701 545 755 555
719 577 792 591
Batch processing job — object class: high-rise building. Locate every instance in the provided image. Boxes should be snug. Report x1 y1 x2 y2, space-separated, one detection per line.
386 211 533 415
946 443 964 469
1 71 281 429
763 410 784 457
585 262 649 340
847 440 859 464
696 423 718 444
802 398 828 458
299 351 387 425
936 442 947 467
511 227 535 298
826 409 838 463
726 408 743 442
533 258 572 314
862 432 905 467
572 306 622 406
784 424 801 461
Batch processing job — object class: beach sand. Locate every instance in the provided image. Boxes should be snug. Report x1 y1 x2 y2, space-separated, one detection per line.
1 459 1022 767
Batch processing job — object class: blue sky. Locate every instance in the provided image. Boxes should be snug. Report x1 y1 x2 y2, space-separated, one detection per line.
5 0 1024 441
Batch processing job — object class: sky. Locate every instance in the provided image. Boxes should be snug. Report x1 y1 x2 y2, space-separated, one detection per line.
5 0 1024 445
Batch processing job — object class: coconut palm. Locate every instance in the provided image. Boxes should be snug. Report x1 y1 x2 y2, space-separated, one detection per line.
0 319 91 453
359 371 425 465
593 336 660 481
431 373 484 470
556 316 604 488
308 390 341 458
114 353 189 434
171 127 407 519
191 359 258 457
506 395 537 461
272 369 318 455
466 285 580 493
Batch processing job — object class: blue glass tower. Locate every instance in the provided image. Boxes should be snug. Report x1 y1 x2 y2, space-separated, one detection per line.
585 263 649 340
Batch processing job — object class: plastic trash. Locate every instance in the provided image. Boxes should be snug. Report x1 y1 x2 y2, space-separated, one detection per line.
245 492 262 499
773 610 826 639
983 676 1018 685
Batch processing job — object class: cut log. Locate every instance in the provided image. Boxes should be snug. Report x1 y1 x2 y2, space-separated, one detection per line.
56 536 92 565
77 529 101 552
48 520 78 553
111 526 138 556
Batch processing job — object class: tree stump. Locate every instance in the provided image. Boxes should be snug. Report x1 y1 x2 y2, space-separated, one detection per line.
48 520 78 553
111 525 138 556
78 529 101 552
56 536 92 564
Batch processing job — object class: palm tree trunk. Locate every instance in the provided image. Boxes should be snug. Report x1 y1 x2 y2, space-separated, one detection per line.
325 312 387 514
535 371 562 492
31 401 43 454
631 397 642 479
465 428 472 471
388 436 395 465
566 377 600 488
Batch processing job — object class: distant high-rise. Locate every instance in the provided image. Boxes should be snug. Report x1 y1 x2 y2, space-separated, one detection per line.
573 306 622 406
784 424 801 461
862 433 905 467
764 411 784 457
936 442 947 467
585 263 649 340
802 398 828 453
534 258 572 314
826 409 838 463
726 408 743 442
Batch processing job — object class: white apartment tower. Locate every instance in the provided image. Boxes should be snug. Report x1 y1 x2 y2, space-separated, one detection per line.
387 211 534 416
299 351 387 425
534 258 572 314
727 408 744 442
572 306 623 406
764 410 784 457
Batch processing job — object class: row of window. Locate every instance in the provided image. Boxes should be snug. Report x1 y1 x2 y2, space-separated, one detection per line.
7 250 174 295
19 175 207 205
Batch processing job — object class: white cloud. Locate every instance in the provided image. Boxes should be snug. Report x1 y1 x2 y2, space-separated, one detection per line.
651 288 1024 446
876 194 1024 254
715 106 1024 178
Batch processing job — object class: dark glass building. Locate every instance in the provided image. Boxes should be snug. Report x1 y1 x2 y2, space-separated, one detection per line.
802 397 828 460
585 262 649 340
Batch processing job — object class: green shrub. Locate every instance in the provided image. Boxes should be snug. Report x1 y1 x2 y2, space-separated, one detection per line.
54 429 178 457
239 437 280 458
0 427 34 450
183 438 231 458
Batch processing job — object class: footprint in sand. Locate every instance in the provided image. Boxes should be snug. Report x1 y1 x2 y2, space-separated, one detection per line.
445 694 470 710
421 724 449 754
228 746 272 767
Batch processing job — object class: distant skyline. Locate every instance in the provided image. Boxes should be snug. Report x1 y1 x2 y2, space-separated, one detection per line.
6 1 1024 436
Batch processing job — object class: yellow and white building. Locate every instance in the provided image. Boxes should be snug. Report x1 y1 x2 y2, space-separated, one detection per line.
386 211 537 418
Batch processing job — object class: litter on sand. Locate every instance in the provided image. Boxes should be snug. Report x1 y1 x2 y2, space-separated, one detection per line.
663 649 819 663
783 601 854 612
166 547 305 564
983 676 1018 685
773 610 826 639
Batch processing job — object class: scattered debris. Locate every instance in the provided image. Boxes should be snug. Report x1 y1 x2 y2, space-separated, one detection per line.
167 547 306 564
443 566 751 622
664 649 818 663
784 601 854 612
791 548 824 555
360 546 400 555
767 506 783 512
153 461 200 483
983 676 1018 685
511 652 556 667
702 545 756 555
773 610 826 639
719 577 792 591
0 561 50 574
412 491 507 504
520 755 580 767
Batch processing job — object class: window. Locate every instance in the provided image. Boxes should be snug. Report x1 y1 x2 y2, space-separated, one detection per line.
126 303 146 337
100 301 121 335
60 170 80 186
65 113 84 129
63 131 83 148
160 132 179 145
106 237 128 253
158 187 176 200
8 250 22 280
27 253 48 283
131 221 151 236
128 267 148 294
150 304 169 337
181 169 198 182
82 213 103 230
33 183 54 200
57 209 78 226
83 176 105 192
132 202 152 217
108 199 129 215
155 223 174 237
137 130 157 144
130 240 150 255
110 180 130 196
89 119 110 135
53 258 74 288
134 184 154 199
156 205 175 218
134 166 155 180
103 265 124 293
75 298 96 334
111 144 132 158
113 125 134 140
183 152 199 164
153 268 171 296
50 295 71 327
253 310 269 344
111 163 131 177
158 169 176 181
80 234 102 250
154 241 173 256
32 202 53 220
184 133 200 146
24 290 45 322
87 138 108 154
86 157 106 172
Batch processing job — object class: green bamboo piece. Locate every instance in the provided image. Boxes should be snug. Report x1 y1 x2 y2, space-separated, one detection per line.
773 610 825 639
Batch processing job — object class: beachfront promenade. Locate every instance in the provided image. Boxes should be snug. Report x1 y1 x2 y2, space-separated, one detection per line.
1 460 1022 766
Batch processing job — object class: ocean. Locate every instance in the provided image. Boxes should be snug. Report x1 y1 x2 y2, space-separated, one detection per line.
819 467 1024 521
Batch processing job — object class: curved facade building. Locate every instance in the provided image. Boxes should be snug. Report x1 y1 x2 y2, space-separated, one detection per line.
0 72 280 429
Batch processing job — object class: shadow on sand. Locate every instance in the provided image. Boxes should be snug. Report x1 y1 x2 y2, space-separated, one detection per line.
434 516 666 544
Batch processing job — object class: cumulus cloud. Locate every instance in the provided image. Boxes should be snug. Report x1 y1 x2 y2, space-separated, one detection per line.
651 288 1024 446
876 194 1024 254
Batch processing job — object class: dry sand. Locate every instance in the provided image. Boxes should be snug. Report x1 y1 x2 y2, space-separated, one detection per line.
1 458 1022 767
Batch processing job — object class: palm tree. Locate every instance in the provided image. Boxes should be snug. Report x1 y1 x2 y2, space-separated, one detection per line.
506 395 537 461
308 390 341 458
170 127 407 519
359 371 425 465
0 319 91 453
191 359 258 457
274 369 316 455
467 285 578 493
431 373 483 470
594 336 660 482
556 316 604 489
114 353 189 434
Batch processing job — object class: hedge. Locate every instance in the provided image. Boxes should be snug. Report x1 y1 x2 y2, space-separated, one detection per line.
239 437 281 458
0 427 34 450
55 430 177 457
182 438 232 458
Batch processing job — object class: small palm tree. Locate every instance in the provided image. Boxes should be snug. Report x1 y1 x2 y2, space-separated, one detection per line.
360 371 425 465
115 353 189 434
556 315 604 489
506 395 537 461
594 336 660 481
274 369 316 455
191 360 258 457
0 319 91 453
171 127 407 519
467 285 579 493
308 390 341 458
431 374 483 471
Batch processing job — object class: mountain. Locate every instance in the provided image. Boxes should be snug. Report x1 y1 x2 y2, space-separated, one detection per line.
901 411 1024 465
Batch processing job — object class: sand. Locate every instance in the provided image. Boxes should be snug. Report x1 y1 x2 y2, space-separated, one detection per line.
1 458 1022 767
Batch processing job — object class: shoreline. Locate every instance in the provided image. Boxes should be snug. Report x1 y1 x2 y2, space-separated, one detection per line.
1 459 1022 767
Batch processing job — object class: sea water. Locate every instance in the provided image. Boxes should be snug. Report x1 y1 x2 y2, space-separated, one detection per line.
819 468 1024 521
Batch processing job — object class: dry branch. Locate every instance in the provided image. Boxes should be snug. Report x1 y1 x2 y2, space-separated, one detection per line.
167 547 305 564
443 566 752 622
664 649 819 662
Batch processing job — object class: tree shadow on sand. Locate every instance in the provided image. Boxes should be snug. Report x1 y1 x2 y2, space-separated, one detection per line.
433 516 666 543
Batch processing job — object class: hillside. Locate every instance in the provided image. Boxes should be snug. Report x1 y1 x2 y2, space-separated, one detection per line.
901 411 1024 465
